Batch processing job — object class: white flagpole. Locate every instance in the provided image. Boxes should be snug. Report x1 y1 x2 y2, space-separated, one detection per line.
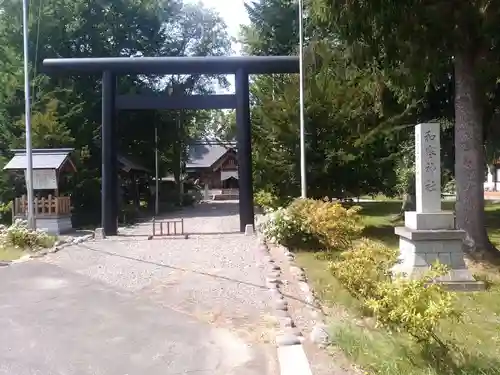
22 0 36 229
298 0 307 198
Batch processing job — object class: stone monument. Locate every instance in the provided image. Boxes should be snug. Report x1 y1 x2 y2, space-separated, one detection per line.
394 123 483 291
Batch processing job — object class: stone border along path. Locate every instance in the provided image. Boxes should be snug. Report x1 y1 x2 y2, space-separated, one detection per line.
256 233 316 375
257 231 362 375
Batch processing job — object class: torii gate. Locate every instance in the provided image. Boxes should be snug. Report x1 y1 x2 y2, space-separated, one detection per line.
42 55 299 235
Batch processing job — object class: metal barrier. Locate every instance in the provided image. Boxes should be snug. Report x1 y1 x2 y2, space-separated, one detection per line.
152 217 187 238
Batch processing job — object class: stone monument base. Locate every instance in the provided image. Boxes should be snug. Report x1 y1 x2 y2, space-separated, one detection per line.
393 226 484 291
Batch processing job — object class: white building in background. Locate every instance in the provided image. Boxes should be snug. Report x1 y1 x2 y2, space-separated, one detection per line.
484 164 500 191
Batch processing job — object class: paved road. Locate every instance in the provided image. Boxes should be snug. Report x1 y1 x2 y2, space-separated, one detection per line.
0 201 277 375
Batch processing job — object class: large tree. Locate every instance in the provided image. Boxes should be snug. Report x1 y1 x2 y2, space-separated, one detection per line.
312 0 500 252
0 0 231 222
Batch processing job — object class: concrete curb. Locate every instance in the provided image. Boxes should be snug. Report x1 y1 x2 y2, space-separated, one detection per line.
278 344 313 375
255 234 314 375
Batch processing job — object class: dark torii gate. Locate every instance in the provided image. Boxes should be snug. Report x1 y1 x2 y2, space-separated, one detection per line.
42 56 299 235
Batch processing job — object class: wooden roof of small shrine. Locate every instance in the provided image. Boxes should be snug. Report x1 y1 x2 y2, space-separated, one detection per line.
3 148 76 171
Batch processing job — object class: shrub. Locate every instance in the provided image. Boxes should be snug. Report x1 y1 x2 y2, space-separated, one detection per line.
256 206 314 247
366 264 461 343
0 219 56 250
290 198 364 252
330 238 398 298
331 238 459 344
254 190 280 212
0 201 12 225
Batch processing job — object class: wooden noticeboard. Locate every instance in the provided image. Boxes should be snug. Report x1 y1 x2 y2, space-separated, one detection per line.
24 169 58 190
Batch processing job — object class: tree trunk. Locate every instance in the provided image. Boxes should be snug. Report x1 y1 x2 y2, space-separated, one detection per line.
400 192 416 214
453 51 492 252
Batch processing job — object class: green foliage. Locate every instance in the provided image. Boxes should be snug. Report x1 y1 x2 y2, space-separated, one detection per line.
257 206 313 247
367 263 462 343
394 140 415 198
254 190 280 212
0 201 12 225
258 198 363 251
330 238 460 344
0 0 233 227
15 98 75 148
310 0 500 249
0 219 56 250
443 178 456 195
289 198 364 251
330 238 398 299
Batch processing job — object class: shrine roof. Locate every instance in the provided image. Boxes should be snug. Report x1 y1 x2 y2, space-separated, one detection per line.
3 148 75 171
186 141 237 169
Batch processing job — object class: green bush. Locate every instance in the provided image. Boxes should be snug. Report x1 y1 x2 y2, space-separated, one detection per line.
258 197 363 251
366 263 461 342
0 201 12 225
330 238 460 344
289 198 363 252
256 206 315 247
254 190 280 212
0 219 56 250
330 238 398 298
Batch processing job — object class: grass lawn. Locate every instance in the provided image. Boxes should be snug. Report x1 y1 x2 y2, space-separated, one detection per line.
296 201 500 375
0 246 24 261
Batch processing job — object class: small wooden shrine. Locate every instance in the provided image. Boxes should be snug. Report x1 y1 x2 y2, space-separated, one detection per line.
3 148 76 234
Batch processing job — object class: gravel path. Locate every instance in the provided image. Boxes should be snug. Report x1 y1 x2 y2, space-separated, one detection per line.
42 201 278 373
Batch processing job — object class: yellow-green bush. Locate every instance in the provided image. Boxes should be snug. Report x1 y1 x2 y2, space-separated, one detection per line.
330 238 460 344
254 190 280 212
289 198 364 251
330 238 398 298
366 264 461 342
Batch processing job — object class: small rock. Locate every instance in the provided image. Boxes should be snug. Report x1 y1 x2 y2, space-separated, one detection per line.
268 289 284 300
49 246 60 253
270 264 280 271
268 271 280 279
298 282 311 294
304 294 315 305
0 261 10 267
266 277 280 284
147 235 153 240
276 333 301 347
273 299 288 311
310 324 330 346
266 281 280 289
278 317 293 328
310 309 323 320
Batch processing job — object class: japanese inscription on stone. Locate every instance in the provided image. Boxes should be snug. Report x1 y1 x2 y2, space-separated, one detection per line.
415 123 441 213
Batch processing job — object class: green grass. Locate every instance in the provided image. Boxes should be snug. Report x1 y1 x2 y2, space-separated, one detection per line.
296 201 500 375
0 246 24 261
